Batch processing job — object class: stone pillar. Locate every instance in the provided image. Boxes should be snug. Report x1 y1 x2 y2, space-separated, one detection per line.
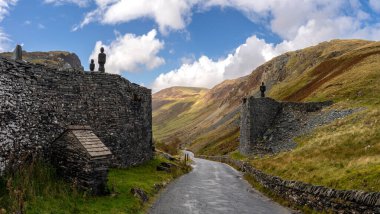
239 97 281 155
12 45 22 61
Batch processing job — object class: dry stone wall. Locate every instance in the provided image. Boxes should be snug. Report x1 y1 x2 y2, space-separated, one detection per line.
240 97 333 155
0 57 153 172
51 126 112 195
199 156 380 214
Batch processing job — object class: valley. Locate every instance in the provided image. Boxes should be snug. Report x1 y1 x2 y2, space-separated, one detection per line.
153 39 380 192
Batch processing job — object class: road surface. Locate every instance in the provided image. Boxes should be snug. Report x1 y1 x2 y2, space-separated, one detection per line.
149 152 291 214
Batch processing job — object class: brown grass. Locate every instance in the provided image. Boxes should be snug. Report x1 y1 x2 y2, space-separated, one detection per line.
284 50 380 101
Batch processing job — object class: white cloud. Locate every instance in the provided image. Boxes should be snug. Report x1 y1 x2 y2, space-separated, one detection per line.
43 0 90 7
153 55 231 92
89 29 165 74
0 0 17 22
60 0 380 91
152 35 274 92
38 23 46 29
76 0 195 33
0 28 11 52
0 0 17 51
224 36 274 79
369 0 380 13
152 1 380 92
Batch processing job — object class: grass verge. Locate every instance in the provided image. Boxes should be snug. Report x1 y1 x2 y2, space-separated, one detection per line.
0 155 191 214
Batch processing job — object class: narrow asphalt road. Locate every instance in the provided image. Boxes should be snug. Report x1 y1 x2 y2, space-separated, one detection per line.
149 152 291 214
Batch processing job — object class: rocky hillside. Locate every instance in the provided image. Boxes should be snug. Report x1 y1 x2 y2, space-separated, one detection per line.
0 51 83 70
153 39 380 153
153 39 380 191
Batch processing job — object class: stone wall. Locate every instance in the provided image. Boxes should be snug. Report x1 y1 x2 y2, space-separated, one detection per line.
240 97 333 155
51 126 112 195
198 156 380 214
0 57 153 172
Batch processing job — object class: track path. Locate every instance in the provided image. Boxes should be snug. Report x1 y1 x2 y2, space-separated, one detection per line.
149 152 291 214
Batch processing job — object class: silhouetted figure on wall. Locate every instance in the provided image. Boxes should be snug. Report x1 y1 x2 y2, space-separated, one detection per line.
260 82 266 98
98 47 106 73
12 45 22 61
90 59 95 71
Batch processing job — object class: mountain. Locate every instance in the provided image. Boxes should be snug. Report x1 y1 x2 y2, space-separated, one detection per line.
153 39 380 155
0 50 83 70
153 39 380 191
153 86 209 141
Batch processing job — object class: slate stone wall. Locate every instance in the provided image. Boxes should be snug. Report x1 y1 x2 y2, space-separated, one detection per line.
51 129 111 195
0 57 153 172
239 97 332 155
240 97 281 155
199 156 380 214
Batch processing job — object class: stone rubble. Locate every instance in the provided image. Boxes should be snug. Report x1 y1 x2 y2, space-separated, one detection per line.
240 97 357 155
131 187 149 203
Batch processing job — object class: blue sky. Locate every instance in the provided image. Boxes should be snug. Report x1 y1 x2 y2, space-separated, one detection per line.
0 0 380 92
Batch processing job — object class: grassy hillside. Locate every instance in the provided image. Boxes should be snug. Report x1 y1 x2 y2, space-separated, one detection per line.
153 39 375 153
250 42 380 192
153 86 209 141
153 39 380 191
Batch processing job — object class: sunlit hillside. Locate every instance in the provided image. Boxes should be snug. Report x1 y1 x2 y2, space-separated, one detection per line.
153 39 380 191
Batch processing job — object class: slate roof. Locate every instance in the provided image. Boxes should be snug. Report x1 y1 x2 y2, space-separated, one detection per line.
68 125 112 158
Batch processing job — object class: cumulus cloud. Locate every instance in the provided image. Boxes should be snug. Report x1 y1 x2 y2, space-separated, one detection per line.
152 0 380 92
75 0 194 33
0 0 17 22
153 55 231 91
0 0 17 51
152 35 275 92
369 0 380 13
89 29 165 74
0 29 11 52
43 0 90 7
62 0 380 91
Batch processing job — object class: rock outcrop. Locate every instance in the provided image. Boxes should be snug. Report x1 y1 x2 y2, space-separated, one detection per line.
0 50 84 70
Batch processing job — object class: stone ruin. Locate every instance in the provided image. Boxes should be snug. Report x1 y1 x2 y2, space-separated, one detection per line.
0 51 153 194
51 125 112 195
239 97 335 155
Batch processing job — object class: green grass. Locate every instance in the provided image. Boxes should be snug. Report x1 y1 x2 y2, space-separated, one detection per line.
153 40 380 192
229 151 248 161
250 51 380 192
0 156 190 214
196 127 239 156
250 108 380 192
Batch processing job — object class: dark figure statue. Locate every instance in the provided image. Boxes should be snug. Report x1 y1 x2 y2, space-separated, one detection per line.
260 82 266 98
12 44 22 61
90 59 95 71
98 47 106 73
